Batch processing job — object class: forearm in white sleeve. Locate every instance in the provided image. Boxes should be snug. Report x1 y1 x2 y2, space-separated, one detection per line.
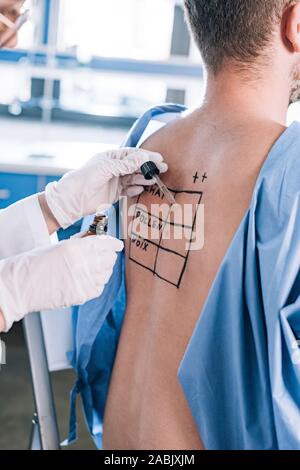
0 236 123 332
0 194 52 260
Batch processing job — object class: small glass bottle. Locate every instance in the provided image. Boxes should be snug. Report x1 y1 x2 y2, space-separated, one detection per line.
81 214 108 238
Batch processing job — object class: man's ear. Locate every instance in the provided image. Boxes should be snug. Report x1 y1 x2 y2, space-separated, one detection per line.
286 2 300 52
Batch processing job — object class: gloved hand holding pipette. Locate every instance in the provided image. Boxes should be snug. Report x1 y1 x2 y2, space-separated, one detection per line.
44 148 168 229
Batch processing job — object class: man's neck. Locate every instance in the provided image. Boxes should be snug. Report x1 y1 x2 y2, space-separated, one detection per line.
202 66 291 128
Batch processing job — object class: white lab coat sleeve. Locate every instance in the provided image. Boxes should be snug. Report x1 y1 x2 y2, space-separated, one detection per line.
0 194 52 260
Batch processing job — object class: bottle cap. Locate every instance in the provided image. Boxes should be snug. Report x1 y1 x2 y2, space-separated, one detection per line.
141 161 160 180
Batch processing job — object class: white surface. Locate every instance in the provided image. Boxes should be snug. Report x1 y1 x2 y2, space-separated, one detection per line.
40 308 73 372
0 117 128 175
0 141 112 175
0 194 51 258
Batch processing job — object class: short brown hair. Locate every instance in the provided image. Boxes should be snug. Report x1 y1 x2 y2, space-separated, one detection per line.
184 0 292 74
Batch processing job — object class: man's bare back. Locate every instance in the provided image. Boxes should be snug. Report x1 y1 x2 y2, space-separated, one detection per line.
102 108 286 450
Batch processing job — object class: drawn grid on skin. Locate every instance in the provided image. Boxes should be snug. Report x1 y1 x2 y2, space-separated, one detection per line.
135 205 193 230
130 232 186 259
129 189 203 286
163 190 203 288
129 188 203 288
128 257 182 288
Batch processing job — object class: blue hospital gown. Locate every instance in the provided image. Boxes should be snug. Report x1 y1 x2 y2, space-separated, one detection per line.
67 104 300 450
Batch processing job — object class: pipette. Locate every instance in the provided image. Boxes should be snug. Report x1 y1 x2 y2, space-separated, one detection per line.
141 161 176 206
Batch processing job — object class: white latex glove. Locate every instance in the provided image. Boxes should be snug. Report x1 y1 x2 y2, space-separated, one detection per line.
0 235 123 333
45 148 167 229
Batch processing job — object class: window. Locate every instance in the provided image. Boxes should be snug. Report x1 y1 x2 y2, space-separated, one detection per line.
59 71 167 118
55 0 202 119
0 0 203 125
57 0 175 61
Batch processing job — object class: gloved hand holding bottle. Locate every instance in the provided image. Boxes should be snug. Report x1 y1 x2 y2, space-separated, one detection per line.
0 236 124 333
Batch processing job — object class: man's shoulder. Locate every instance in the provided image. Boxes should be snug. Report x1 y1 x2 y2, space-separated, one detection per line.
123 103 187 149
138 107 192 157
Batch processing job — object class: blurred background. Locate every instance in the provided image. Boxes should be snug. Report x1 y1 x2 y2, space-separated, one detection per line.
0 0 203 143
0 0 207 223
0 0 300 451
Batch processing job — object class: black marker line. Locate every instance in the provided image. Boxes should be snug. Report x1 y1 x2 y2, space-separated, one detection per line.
134 205 193 230
177 193 203 288
130 232 186 259
129 256 155 275
145 186 203 196
129 257 179 288
193 172 199 184
130 232 160 246
169 189 203 195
